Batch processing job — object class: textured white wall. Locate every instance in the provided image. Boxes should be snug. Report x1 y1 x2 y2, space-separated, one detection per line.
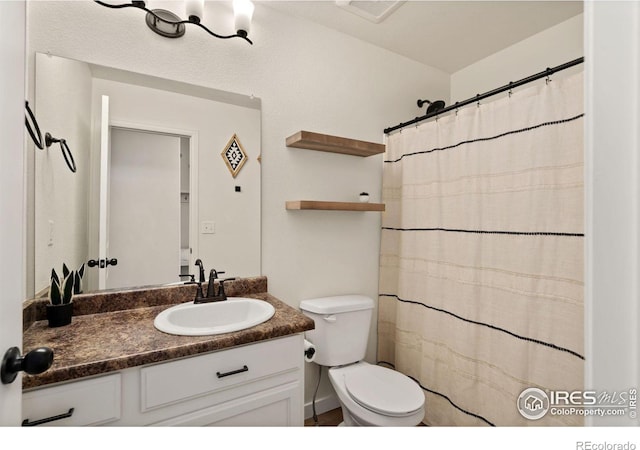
25 1 449 409
34 53 92 294
451 13 583 102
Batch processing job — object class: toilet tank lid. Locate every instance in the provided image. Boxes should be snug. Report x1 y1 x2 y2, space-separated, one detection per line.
300 295 374 314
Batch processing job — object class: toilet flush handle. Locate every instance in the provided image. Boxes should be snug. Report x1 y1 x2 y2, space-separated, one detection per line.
323 315 337 323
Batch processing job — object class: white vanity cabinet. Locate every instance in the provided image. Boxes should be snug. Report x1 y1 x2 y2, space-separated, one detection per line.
22 334 305 426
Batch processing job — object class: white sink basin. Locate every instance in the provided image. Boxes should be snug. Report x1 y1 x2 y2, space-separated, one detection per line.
154 297 275 336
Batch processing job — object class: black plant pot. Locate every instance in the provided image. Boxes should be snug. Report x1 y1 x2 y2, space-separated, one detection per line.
46 302 73 328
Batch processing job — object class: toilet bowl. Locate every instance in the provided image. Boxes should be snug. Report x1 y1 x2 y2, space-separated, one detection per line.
329 361 425 426
299 295 425 426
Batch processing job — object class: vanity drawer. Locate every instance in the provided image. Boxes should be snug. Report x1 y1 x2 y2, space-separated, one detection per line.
22 374 121 426
140 335 301 411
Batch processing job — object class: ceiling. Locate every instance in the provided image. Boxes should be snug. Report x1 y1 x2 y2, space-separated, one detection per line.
264 1 584 73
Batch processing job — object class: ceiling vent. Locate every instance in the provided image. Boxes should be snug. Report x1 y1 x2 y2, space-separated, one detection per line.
335 1 405 24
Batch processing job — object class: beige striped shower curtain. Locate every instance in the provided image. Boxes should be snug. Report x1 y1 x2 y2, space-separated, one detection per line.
378 72 584 426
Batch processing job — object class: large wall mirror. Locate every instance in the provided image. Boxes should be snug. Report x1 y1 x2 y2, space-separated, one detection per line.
27 52 261 297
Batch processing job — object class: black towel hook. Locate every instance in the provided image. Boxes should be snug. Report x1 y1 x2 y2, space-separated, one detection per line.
25 101 44 150
45 132 76 173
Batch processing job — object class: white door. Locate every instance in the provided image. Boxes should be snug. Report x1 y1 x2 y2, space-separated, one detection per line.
0 0 25 425
106 128 181 289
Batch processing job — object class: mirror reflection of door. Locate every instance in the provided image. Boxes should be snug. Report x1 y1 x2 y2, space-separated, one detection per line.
105 127 185 290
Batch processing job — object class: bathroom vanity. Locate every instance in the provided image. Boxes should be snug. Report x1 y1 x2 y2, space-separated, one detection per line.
21 277 314 426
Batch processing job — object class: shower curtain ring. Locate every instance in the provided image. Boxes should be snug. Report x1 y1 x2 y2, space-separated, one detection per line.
476 94 481 108
545 68 552 85
508 82 513 98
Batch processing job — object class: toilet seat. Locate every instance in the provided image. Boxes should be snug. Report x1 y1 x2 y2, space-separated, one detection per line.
343 364 424 417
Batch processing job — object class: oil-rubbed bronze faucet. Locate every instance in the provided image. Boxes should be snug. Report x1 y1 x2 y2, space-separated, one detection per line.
194 267 235 304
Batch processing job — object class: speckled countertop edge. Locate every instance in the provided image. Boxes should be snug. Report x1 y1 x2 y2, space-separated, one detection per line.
22 277 314 390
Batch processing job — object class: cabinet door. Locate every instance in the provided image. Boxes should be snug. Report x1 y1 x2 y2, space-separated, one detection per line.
22 374 121 426
151 381 301 426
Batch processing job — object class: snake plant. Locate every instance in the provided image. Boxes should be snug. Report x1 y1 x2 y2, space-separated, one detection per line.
49 267 75 305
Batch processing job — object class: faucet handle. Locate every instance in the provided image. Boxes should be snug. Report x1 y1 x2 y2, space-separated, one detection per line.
179 274 196 284
207 270 228 298
218 277 236 301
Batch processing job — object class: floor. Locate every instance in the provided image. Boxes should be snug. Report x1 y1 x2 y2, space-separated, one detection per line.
304 408 343 426
304 407 427 426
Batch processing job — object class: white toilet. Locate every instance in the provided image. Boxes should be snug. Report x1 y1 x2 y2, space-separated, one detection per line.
300 295 425 426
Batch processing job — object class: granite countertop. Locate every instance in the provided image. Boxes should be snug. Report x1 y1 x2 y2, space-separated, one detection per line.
22 277 314 390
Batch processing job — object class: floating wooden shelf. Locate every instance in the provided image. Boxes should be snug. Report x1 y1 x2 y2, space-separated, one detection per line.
286 200 385 212
285 131 385 157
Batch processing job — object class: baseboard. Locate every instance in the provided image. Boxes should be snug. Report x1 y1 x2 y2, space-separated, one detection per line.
304 393 340 420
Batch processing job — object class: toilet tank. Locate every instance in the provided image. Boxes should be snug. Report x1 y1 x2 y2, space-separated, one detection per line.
299 295 374 366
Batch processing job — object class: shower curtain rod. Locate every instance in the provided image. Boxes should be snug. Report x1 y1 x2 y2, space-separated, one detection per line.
384 57 584 134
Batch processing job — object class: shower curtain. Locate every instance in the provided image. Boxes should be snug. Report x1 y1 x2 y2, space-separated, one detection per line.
378 72 584 426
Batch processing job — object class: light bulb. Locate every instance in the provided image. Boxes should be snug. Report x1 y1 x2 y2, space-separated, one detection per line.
233 0 254 36
185 0 204 22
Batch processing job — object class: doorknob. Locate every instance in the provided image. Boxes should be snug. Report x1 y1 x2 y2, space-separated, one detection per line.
88 258 118 268
1 347 54 384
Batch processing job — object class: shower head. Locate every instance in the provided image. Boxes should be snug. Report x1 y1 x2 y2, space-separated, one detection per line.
417 99 446 114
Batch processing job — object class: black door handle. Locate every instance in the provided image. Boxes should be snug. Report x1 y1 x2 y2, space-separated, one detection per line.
88 258 118 268
1 347 54 384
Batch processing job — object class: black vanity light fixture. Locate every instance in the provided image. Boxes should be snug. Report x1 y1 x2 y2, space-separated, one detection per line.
94 0 255 44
